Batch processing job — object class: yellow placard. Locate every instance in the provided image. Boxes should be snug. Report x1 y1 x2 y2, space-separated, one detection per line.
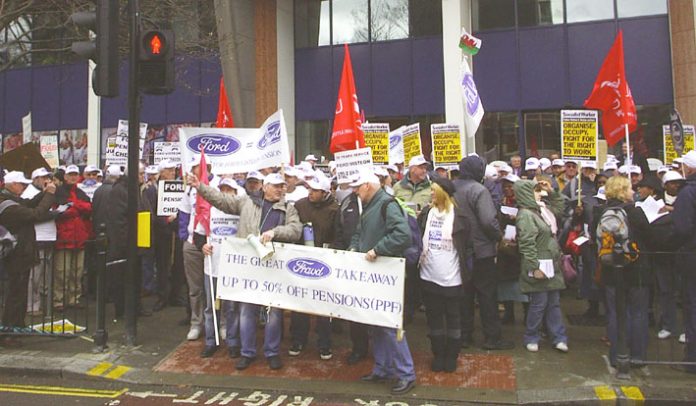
137 211 151 248
663 125 695 165
362 123 390 165
431 124 462 166
561 110 598 161
402 123 422 164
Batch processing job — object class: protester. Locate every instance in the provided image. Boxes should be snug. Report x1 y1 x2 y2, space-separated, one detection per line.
244 170 264 197
393 155 432 211
349 168 416 395
0 171 56 328
191 171 302 371
557 160 578 193
523 157 541 179
283 166 308 204
510 155 522 176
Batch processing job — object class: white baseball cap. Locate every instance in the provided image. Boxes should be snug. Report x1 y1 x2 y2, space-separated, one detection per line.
539 158 551 171
683 150 696 169
246 170 264 181
525 157 540 171
647 158 663 172
594 186 606 200
581 161 597 170
603 161 618 171
283 166 300 178
84 165 99 174
304 154 318 162
349 167 381 187
373 166 389 178
385 164 398 173
552 159 565 167
657 165 671 174
498 164 513 174
564 160 578 166
158 159 177 171
618 165 630 175
219 178 241 190
490 160 506 169
96 169 103 177
662 170 685 185
31 167 51 179
606 154 618 163
263 172 286 185
4 171 31 184
306 174 331 192
485 164 499 180
501 174 520 183
408 155 428 168
629 165 642 175
144 165 158 175
106 165 123 177
187 155 202 171
65 165 80 174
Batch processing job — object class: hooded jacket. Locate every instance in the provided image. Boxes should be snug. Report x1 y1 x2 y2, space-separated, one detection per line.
452 156 501 259
294 194 338 247
673 172 696 254
513 180 566 293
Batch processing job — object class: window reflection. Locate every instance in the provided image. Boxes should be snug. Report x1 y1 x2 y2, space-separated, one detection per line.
524 111 561 158
477 112 519 161
473 0 515 31
566 0 614 23
617 0 667 18
295 0 331 48
333 0 369 44
296 120 331 161
409 0 442 37
518 0 564 27
371 0 409 41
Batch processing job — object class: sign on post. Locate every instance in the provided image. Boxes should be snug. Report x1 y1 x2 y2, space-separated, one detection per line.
402 123 422 164
362 123 390 165
663 125 695 164
157 180 185 216
40 134 59 168
561 110 598 162
431 124 462 166
153 142 181 165
334 147 373 184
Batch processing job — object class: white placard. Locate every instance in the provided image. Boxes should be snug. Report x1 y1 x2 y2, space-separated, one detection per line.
40 134 59 168
334 147 373 183
157 180 185 216
500 206 518 217
179 109 290 175
22 113 32 144
503 224 516 241
153 142 181 165
388 126 405 165
105 136 146 166
572 236 589 246
217 238 405 329
117 120 148 139
205 208 240 277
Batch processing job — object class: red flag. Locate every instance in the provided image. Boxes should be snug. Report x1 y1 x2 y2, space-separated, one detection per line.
216 77 234 128
330 44 365 153
194 146 211 236
584 30 637 147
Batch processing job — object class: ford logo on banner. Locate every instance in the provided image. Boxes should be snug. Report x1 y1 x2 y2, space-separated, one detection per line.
187 134 241 156
212 226 237 236
257 121 282 149
287 258 332 279
389 135 401 149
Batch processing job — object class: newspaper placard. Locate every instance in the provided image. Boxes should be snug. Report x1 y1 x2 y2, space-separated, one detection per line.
663 125 695 164
153 142 181 165
157 180 185 216
335 147 373 183
388 126 405 165
105 136 146 166
22 113 32 144
217 238 405 329
40 134 59 168
402 123 422 164
117 120 148 139
561 110 598 162
179 110 290 175
431 124 462 166
205 208 240 277
362 123 390 165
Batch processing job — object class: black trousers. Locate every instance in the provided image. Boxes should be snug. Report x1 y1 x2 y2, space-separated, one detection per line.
460 257 502 343
423 289 461 339
403 262 421 319
154 229 174 302
1 257 30 327
289 312 331 350
350 321 369 355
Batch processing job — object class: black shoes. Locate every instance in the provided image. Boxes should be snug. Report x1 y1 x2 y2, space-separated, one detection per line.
482 339 515 350
200 345 218 358
360 373 389 383
228 346 241 359
347 351 366 365
235 356 255 370
391 379 416 395
267 356 283 370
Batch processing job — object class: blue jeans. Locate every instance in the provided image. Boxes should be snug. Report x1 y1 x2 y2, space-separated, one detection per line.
203 275 239 348
141 250 156 294
239 302 283 358
524 290 567 345
370 326 416 381
605 285 649 365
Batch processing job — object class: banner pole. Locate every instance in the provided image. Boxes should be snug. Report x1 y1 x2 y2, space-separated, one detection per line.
206 255 220 346
624 124 632 166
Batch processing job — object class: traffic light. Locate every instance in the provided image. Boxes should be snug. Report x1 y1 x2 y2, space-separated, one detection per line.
70 0 120 97
138 30 175 95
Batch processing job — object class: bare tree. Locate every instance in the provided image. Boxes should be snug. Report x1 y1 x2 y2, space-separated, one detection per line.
352 0 408 43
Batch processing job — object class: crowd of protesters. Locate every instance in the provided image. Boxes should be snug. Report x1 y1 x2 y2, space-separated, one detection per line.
1 144 695 395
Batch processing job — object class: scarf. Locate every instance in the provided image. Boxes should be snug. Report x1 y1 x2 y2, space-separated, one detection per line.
537 201 558 236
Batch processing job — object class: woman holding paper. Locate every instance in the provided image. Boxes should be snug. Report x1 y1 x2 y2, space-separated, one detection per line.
513 179 568 353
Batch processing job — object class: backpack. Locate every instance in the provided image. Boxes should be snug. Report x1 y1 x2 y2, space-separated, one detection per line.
0 200 18 259
380 197 423 266
595 206 639 268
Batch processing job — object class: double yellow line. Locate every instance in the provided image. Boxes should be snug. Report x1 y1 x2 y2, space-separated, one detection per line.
594 385 645 404
86 361 131 380
0 384 127 398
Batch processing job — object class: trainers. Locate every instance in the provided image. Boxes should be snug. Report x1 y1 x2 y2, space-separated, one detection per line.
288 343 304 357
657 329 672 340
186 327 200 341
526 343 539 352
319 348 333 360
554 342 569 353
267 355 283 370
679 333 686 344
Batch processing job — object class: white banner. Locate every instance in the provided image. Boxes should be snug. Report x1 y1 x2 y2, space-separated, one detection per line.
153 142 181 165
179 109 290 175
217 238 405 329
40 134 59 168
460 58 484 144
335 147 373 183
22 113 32 144
157 180 185 216
388 126 405 165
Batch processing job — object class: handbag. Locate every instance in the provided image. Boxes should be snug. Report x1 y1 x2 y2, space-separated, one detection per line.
561 254 577 284
563 225 583 256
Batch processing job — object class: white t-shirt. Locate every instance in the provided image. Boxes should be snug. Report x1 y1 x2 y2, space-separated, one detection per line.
419 207 461 287
21 184 57 242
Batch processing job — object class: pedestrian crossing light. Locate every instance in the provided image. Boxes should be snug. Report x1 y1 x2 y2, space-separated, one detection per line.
139 30 175 95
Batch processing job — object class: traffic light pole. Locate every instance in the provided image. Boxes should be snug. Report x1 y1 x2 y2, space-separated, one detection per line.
125 0 141 346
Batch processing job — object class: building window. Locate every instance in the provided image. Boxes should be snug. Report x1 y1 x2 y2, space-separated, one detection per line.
332 0 369 44
631 104 670 161
473 0 515 31
524 111 560 158
370 0 409 41
295 0 331 48
477 112 519 161
517 0 564 27
617 0 667 18
296 120 331 162
409 0 442 37
566 0 614 23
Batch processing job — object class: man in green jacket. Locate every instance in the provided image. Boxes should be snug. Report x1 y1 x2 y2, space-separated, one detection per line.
393 155 432 210
349 169 416 395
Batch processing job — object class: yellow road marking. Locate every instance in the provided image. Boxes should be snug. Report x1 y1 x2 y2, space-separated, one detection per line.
0 384 127 398
86 361 113 377
595 385 617 400
621 386 645 402
104 365 131 380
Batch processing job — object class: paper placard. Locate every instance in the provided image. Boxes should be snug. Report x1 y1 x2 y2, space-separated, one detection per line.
572 236 589 246
561 110 598 162
500 206 518 217
388 126 405 165
153 142 181 165
157 180 185 216
40 134 59 168
663 125 695 165
539 259 555 279
362 123 390 165
431 124 462 166
503 225 516 241
335 147 373 184
402 123 422 165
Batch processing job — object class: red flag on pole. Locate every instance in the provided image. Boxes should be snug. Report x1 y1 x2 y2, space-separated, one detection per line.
330 44 365 153
194 146 211 236
216 77 234 128
583 30 637 147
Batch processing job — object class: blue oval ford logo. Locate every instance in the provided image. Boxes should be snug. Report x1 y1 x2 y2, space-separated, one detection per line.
187 133 241 156
212 226 237 236
389 135 401 149
286 258 331 279
257 121 281 149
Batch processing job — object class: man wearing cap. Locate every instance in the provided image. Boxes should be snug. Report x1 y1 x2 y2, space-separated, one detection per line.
672 151 696 371
79 165 102 201
21 168 58 315
509 155 522 177
348 168 416 395
557 160 578 195
393 155 432 211
190 171 301 371
304 154 319 169
290 174 338 360
0 171 56 328
244 171 264 197
603 161 618 177
523 157 541 179
284 166 309 204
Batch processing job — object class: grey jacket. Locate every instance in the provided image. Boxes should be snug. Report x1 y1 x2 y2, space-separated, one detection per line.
454 156 502 259
197 184 301 243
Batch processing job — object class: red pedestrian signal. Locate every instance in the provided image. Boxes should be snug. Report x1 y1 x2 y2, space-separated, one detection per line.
150 34 162 55
138 29 175 94
142 31 167 58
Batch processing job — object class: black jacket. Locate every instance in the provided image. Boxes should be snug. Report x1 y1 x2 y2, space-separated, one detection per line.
333 193 359 250
92 179 115 235
0 189 55 266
